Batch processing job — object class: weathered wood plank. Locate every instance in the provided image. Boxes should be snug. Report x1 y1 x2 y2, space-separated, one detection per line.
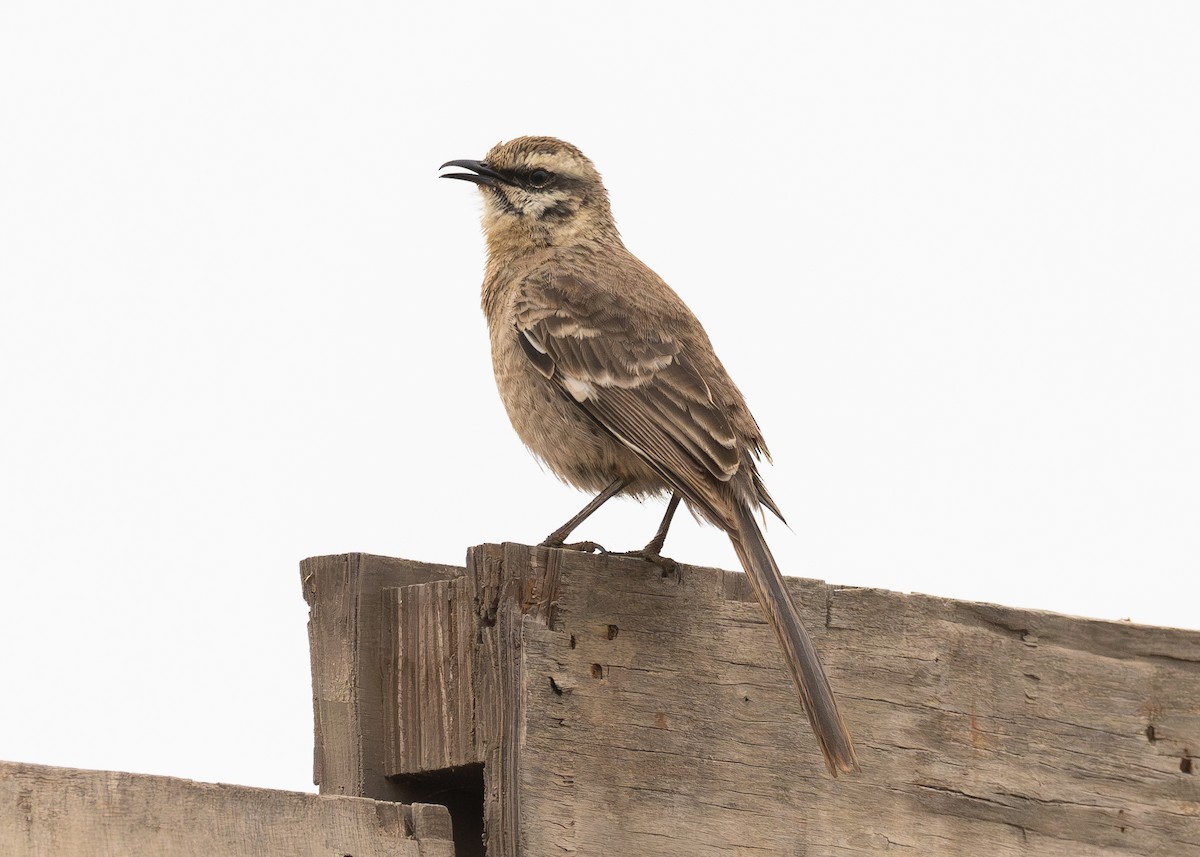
522 548 1200 855
300 552 461 799
0 761 454 857
369 544 1199 855
465 543 565 857
383 577 476 774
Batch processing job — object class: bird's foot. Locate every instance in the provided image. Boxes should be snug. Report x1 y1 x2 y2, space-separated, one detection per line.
540 539 606 554
610 547 678 575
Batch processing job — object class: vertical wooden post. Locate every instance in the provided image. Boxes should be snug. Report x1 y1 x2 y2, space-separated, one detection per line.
383 576 477 775
300 552 462 800
464 544 563 857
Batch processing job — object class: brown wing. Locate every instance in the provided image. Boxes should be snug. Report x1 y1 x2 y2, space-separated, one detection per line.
513 272 743 528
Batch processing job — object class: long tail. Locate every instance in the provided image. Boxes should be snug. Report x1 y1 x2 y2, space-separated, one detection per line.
727 502 859 776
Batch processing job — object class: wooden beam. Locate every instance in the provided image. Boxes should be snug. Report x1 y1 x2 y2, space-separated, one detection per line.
310 545 1200 855
465 544 564 857
383 575 477 774
300 552 462 799
0 761 455 857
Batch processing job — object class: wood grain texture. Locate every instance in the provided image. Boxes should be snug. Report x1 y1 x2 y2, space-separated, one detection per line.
300 552 461 799
372 544 1200 856
534 549 1199 855
384 577 476 774
466 544 566 857
314 544 1195 849
0 761 454 857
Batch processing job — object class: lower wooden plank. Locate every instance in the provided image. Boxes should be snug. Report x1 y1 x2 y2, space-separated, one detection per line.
0 761 455 857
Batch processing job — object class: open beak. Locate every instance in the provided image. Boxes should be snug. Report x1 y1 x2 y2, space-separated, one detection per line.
439 159 511 188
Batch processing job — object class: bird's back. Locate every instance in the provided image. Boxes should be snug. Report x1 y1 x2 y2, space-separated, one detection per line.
485 235 778 518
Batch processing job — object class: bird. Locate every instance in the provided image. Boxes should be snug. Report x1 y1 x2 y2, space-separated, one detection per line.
440 136 858 776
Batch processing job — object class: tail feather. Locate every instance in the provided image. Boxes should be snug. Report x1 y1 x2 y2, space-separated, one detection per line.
728 503 859 776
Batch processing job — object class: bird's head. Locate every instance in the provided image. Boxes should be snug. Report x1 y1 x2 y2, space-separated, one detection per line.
440 136 617 249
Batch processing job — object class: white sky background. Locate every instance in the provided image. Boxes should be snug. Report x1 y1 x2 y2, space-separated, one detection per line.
1 2 1197 793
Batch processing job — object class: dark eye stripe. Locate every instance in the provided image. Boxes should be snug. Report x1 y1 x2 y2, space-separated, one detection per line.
538 200 574 221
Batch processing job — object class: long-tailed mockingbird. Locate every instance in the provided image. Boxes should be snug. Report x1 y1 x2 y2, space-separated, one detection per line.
441 137 858 775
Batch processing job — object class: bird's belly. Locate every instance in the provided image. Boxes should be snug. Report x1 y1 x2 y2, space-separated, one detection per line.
490 334 663 495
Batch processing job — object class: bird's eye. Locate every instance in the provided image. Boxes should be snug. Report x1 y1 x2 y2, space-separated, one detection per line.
528 169 553 188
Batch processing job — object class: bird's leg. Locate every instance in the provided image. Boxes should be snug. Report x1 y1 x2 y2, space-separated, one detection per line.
540 477 629 553
642 492 681 556
613 493 681 572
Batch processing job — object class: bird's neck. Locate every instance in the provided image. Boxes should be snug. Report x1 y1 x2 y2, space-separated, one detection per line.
482 214 621 256
479 228 625 320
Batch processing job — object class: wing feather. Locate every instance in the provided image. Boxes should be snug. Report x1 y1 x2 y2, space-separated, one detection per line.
513 273 744 525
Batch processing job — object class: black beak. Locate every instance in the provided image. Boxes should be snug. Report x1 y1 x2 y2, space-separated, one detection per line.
439 159 511 188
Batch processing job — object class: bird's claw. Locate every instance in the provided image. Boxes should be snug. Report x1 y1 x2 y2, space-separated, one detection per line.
611 548 678 574
539 539 673 571
540 539 606 554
